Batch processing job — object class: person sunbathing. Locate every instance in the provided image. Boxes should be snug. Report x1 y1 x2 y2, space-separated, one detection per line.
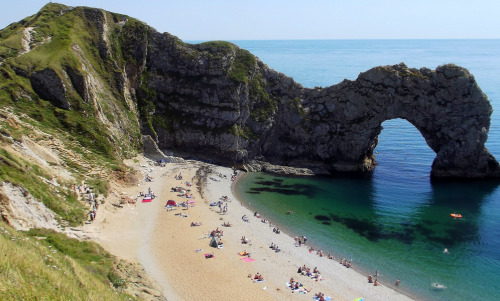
254 272 261 280
241 236 248 244
314 272 323 282
191 221 201 226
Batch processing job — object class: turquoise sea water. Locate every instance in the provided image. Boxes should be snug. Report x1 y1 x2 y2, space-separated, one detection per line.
226 40 500 301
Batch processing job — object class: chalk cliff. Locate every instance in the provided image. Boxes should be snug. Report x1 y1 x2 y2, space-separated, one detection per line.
1 3 498 178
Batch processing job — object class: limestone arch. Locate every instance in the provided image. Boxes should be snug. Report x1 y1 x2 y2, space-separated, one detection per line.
303 64 500 178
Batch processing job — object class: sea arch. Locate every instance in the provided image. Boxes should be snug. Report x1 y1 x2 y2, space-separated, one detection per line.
298 63 500 178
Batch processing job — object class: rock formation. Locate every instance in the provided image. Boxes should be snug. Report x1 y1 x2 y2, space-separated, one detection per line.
3 4 499 178
140 32 499 178
30 68 70 110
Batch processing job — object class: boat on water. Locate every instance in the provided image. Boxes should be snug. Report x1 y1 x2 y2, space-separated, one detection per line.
432 282 447 290
450 213 462 218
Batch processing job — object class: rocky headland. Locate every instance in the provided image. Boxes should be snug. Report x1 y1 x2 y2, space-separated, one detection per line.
1 4 496 178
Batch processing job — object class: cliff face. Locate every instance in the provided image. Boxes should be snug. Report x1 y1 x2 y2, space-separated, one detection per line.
1 4 499 178
139 32 499 177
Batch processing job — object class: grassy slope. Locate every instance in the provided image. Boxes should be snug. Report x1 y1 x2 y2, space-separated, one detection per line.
0 220 132 300
0 3 141 160
0 3 145 223
0 4 146 299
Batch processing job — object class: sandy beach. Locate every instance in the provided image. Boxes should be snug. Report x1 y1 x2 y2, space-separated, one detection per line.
90 158 414 301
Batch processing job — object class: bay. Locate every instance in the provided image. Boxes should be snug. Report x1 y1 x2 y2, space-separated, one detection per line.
226 40 500 301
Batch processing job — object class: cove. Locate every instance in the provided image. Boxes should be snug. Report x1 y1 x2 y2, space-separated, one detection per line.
234 118 500 301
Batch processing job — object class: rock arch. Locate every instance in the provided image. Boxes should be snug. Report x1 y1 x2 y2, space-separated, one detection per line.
291 63 500 178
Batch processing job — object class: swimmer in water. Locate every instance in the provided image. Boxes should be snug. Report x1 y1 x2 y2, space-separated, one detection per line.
443 248 449 254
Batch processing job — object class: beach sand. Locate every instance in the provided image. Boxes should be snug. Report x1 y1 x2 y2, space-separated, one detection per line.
91 158 414 301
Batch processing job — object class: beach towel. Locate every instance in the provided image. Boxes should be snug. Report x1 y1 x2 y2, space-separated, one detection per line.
204 253 214 259
253 279 265 283
142 198 152 203
286 282 309 294
243 257 254 262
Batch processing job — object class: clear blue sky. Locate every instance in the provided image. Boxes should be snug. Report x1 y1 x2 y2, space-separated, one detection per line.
1 0 499 40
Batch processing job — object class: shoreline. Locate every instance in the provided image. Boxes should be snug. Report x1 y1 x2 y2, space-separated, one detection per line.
91 158 415 301
232 171 419 301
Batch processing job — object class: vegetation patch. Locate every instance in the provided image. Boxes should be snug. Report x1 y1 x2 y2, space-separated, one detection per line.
0 221 132 300
249 75 278 122
228 48 256 84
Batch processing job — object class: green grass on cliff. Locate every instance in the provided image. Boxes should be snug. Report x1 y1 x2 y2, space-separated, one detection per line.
249 75 278 122
0 3 142 162
228 48 256 84
0 221 132 300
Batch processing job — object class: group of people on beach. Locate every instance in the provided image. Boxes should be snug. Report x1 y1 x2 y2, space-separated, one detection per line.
210 227 224 238
287 277 310 292
339 258 353 268
368 275 380 286
294 235 307 246
269 243 280 252
297 265 324 281
73 183 99 222
231 169 238 181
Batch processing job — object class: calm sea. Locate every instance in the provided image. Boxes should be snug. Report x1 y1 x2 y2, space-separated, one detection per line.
223 40 500 301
